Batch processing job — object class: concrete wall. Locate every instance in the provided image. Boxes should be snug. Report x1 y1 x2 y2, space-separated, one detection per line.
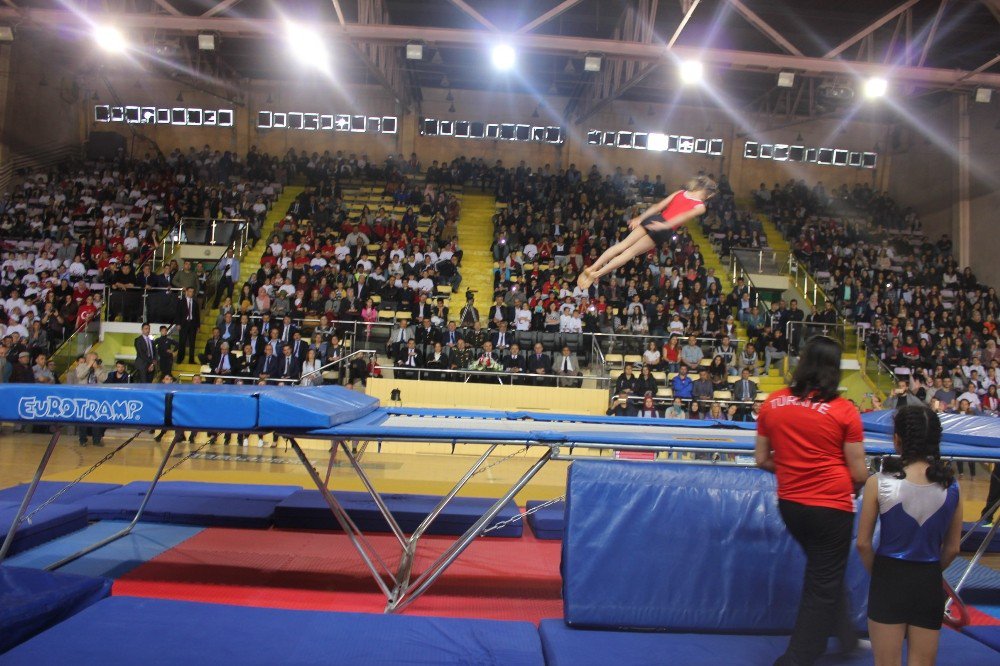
966 102 1000 287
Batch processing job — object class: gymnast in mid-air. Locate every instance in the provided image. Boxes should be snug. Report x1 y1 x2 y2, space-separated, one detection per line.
577 175 717 289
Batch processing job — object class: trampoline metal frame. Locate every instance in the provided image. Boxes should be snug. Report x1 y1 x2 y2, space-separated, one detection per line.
3 422 1000 618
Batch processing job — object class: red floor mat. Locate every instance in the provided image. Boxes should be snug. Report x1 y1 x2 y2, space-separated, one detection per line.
113 527 564 623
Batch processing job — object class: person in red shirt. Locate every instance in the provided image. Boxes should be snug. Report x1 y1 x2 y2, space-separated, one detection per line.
577 175 716 289
755 336 869 666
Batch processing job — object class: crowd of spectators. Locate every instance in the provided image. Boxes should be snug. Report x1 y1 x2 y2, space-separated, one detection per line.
762 178 1000 428
0 145 285 384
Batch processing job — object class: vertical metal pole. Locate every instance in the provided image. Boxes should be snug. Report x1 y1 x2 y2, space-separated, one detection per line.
0 427 61 561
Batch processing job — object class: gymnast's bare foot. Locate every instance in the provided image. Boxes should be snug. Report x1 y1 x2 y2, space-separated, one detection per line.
577 268 595 289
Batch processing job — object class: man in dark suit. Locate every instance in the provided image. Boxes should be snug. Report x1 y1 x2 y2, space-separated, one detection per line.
219 312 241 345
487 295 512 330
442 321 463 349
133 322 156 382
731 367 759 418
277 315 298 347
239 343 259 378
176 286 200 364
277 343 301 381
289 331 308 363
395 338 424 380
528 341 552 386
200 327 223 367
490 320 513 352
411 294 433 322
414 317 441 349
154 325 178 376
245 325 264 358
212 341 239 378
256 343 279 381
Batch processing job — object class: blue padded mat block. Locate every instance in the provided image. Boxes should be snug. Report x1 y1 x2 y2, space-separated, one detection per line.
0 566 111 655
106 481 301 501
0 502 88 556
3 596 545 665
961 522 1000 553
273 489 523 537
963 626 1000 653
83 495 278 528
0 482 120 506
945 558 1000 605
562 461 869 632
538 620 996 666
526 500 564 540
5 522 202 579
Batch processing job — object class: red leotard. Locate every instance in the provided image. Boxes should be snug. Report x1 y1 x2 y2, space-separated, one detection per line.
640 190 705 246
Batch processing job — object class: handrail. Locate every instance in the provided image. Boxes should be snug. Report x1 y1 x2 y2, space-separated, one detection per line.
102 285 185 323
386 365 614 386
730 246 789 275
730 250 772 312
300 349 377 382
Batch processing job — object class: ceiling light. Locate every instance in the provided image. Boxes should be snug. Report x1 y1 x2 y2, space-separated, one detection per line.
198 34 216 51
647 133 669 151
445 89 454 101
777 72 795 88
491 44 516 71
975 88 992 104
406 43 423 60
448 103 456 113
431 50 443 65
584 54 602 72
678 60 703 85
94 25 127 54
0 27 13 42
286 23 327 70
863 77 888 99
795 132 803 142
564 59 576 75
176 91 184 102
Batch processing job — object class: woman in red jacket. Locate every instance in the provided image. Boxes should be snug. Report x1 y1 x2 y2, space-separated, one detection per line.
577 176 716 289
755 336 870 666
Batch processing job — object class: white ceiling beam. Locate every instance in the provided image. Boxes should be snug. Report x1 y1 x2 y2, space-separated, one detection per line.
444 0 497 32
916 0 948 68
517 0 584 34
727 0 803 56
666 0 700 49
151 0 182 17
329 0 346 26
4 8 1000 89
202 0 244 19
824 0 922 59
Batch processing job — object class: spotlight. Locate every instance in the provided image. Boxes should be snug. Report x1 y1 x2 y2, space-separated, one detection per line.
198 34 216 51
975 88 992 104
94 25 127 54
647 133 669 152
286 23 327 70
777 72 795 88
491 44 516 71
0 26 13 42
176 91 184 102
678 60 703 85
584 54 602 72
863 77 888 99
406 43 424 60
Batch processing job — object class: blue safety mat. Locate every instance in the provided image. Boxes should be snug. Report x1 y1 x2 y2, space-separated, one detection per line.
0 482 120 507
863 409 1000 449
945 557 1000 605
961 522 1000 553
4 522 202 579
538 620 997 666
526 500 564 540
2 596 546 665
562 461 869 632
273 490 523 537
963 626 1000 653
82 495 280 528
0 566 111 655
107 481 302 501
256 385 379 429
0 502 88 556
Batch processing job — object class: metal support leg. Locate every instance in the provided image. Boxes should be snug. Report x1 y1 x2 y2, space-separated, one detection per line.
287 438 397 598
0 428 62 562
954 517 1000 596
389 447 554 613
390 444 498 601
339 440 407 549
46 433 181 571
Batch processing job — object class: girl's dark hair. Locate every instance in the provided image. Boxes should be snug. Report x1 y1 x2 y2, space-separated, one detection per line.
884 405 953 488
789 335 842 402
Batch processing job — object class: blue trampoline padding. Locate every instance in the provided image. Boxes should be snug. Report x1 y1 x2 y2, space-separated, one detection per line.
0 384 169 427
0 502 88 556
3 597 545 665
256 385 379 429
863 409 1000 450
4 522 202 579
0 566 111 655
107 480 301 501
562 461 869 632
168 384 261 430
945 558 1000 605
961 522 1000 553
963 626 1000 653
526 500 565 540
538 620 996 666
0 481 120 506
273 490 523 537
82 495 279 528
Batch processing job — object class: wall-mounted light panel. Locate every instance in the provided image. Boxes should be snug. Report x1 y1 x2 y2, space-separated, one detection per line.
94 105 233 127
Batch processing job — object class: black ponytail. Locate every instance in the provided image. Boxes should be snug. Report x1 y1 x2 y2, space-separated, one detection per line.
886 404 953 488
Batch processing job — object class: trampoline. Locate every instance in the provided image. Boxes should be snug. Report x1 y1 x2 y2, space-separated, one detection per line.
2 383 1000 616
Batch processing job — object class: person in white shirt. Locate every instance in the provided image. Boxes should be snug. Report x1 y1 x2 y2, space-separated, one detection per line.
560 309 583 334
514 304 532 331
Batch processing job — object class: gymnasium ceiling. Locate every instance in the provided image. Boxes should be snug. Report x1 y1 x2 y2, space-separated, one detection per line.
3 1 1000 119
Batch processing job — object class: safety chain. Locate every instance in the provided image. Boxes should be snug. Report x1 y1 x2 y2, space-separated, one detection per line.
471 445 532 477
162 438 214 476
21 431 142 525
481 495 565 534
